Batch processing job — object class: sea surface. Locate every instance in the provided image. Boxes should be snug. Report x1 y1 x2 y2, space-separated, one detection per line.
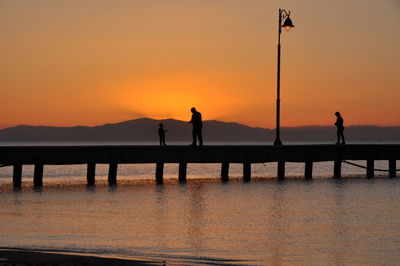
1 141 400 265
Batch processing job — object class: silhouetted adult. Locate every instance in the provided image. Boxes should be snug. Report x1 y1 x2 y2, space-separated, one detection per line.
334 112 345 144
158 123 167 146
189 107 203 146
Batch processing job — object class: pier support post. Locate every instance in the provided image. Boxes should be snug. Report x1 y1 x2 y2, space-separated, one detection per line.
13 164 22 188
305 161 313 179
389 159 396 178
334 160 342 178
178 163 187 183
87 163 96 186
34 163 44 187
367 159 374 178
156 163 164 184
243 162 251 182
108 163 118 185
221 162 229 182
278 161 285 180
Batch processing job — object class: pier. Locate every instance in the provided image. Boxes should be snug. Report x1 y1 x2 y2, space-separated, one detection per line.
0 144 399 188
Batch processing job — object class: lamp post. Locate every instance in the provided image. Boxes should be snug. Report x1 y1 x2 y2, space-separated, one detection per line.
273 9 295 146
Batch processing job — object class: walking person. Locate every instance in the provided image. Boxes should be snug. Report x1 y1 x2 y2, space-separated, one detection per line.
158 123 167 146
334 112 345 144
188 107 203 146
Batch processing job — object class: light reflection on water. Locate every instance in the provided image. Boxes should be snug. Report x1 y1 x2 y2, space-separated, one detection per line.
0 140 399 264
0 160 396 183
1 177 400 265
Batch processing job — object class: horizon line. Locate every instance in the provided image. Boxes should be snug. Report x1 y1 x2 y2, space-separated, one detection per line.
1 117 400 131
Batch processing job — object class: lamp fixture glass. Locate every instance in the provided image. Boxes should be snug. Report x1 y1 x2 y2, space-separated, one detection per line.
282 17 295 32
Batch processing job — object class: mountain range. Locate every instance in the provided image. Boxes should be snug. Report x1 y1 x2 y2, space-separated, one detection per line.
0 118 399 142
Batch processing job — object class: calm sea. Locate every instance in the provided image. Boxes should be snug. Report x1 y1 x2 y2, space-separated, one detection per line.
1 142 400 265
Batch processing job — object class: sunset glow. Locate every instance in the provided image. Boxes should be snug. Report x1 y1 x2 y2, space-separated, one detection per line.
1 0 399 129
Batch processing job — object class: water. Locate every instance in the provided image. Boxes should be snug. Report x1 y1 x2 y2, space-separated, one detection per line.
1 142 400 265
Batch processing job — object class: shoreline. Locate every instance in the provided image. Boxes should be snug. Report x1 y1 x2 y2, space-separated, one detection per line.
0 248 163 265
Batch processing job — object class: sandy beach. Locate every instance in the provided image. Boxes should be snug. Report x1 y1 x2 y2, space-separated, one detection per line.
0 248 162 266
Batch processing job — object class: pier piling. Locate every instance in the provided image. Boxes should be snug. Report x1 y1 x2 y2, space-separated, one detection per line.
13 164 22 188
334 160 342 178
221 162 229 181
389 159 396 177
178 163 187 183
305 161 313 179
367 159 374 178
34 163 44 187
87 163 96 186
108 163 118 185
156 163 164 184
278 161 285 180
243 162 251 182
0 145 399 186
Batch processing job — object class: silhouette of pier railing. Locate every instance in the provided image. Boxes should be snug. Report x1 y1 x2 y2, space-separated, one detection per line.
0 144 399 188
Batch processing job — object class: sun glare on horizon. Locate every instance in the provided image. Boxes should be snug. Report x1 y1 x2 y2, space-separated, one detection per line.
113 71 266 123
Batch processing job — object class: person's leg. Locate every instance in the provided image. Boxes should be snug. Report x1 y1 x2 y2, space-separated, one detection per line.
198 129 203 146
341 130 345 144
336 129 340 144
192 129 197 146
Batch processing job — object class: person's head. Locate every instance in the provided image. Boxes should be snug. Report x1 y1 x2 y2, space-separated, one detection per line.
191 107 196 113
335 112 341 117
159 123 163 128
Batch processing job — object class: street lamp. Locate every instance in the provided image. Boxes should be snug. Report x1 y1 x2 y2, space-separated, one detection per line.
273 9 295 146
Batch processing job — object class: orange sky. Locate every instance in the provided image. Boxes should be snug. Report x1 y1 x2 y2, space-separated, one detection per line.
1 0 399 129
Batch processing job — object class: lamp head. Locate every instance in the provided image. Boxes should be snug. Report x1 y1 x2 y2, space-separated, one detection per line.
282 16 295 32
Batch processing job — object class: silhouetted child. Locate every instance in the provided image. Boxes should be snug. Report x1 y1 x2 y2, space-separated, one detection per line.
158 123 167 146
334 112 345 144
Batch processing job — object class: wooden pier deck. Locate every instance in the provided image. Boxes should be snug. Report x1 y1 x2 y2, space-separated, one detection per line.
0 144 399 187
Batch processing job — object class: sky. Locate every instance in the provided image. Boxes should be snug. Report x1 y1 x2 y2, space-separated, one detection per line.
1 0 399 129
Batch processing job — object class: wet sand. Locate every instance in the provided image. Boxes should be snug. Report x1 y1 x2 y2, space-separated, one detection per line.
0 248 162 265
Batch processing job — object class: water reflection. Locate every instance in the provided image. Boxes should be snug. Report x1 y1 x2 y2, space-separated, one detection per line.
187 185 206 251
108 185 118 193
12 190 23 208
154 184 167 251
33 186 42 193
329 179 347 264
1 178 400 264
270 181 288 265
86 185 96 193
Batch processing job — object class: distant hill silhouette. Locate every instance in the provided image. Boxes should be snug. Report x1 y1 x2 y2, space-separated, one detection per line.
0 118 399 142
